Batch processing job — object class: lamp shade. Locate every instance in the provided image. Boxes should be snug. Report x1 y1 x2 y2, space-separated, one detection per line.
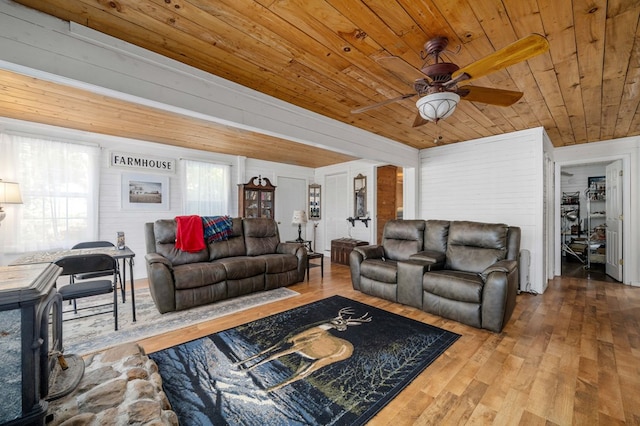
416 92 460 122
291 210 308 225
0 181 22 204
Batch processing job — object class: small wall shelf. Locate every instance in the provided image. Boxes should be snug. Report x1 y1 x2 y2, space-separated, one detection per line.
347 217 371 227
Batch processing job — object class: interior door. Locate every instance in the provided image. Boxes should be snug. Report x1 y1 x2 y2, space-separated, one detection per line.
324 173 349 252
275 177 307 242
605 160 623 281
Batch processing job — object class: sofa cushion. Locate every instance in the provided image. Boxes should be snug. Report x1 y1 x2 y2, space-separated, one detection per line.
244 218 280 256
175 283 227 312
208 218 246 260
215 256 266 280
424 220 450 253
360 259 398 284
173 262 227 290
258 253 299 274
445 221 508 273
382 220 425 261
154 219 209 266
423 270 483 303
422 292 482 329
360 277 397 302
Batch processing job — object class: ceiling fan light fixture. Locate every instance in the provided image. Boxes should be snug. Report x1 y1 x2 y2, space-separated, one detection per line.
416 92 460 122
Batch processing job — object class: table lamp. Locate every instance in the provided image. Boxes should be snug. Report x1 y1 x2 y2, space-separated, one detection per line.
291 210 308 243
0 180 23 226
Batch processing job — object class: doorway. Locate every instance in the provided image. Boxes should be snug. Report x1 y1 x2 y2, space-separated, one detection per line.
275 177 307 242
559 162 621 282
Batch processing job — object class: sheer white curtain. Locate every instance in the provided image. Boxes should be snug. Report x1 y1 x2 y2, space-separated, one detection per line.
182 159 230 215
0 133 100 256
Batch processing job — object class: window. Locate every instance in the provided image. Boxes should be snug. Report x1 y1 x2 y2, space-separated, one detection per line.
182 159 230 215
0 133 100 254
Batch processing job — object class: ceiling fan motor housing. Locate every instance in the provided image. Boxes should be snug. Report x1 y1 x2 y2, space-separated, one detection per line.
416 61 460 96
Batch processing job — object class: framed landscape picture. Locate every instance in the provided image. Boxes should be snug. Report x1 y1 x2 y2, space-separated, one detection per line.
121 173 169 210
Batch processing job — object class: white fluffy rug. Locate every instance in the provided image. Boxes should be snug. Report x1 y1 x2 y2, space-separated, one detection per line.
61 286 299 355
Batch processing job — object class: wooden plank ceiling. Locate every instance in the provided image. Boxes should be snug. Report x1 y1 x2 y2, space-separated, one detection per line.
8 0 640 167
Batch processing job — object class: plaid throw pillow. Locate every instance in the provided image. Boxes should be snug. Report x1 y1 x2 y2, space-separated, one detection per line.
202 215 233 243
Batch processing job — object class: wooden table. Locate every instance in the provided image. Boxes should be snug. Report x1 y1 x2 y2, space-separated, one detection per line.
286 240 324 281
307 252 324 281
10 246 137 322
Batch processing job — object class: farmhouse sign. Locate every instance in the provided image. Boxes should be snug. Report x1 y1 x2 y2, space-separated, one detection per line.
111 151 175 173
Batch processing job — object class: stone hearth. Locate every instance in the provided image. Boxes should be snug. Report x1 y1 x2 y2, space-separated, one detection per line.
46 343 177 425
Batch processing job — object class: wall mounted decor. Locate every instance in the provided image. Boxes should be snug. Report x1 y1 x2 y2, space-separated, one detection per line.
121 173 170 210
308 183 321 220
354 174 367 218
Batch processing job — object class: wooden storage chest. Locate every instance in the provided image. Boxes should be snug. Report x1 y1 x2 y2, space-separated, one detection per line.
331 238 369 265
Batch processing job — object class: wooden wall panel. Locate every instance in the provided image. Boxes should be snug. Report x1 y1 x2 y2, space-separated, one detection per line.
376 165 398 243
420 129 544 293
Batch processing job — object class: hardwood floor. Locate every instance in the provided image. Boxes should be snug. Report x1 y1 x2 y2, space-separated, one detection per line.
561 258 620 283
137 262 640 425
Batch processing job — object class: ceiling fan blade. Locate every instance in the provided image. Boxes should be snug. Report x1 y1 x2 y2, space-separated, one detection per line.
449 34 549 85
458 86 524 106
351 93 416 114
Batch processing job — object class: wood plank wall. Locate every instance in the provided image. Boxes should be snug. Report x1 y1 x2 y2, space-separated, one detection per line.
376 165 399 243
420 129 545 292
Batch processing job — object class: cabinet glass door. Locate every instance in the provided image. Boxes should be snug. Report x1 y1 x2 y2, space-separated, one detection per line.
309 184 321 220
245 189 259 217
261 191 272 218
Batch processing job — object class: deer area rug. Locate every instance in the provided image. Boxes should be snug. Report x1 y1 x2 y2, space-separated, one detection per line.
149 295 460 425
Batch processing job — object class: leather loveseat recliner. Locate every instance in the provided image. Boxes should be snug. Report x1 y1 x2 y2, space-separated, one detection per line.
144 217 306 313
349 219 521 332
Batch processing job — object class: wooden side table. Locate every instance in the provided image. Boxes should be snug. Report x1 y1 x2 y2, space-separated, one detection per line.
307 252 324 281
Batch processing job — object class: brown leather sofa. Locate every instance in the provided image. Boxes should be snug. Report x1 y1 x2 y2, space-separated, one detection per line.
144 217 306 313
349 220 521 332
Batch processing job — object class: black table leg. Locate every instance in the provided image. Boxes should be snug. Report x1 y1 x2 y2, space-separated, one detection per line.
129 259 136 322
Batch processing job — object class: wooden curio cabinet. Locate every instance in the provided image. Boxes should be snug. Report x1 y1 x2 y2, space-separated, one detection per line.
238 176 276 218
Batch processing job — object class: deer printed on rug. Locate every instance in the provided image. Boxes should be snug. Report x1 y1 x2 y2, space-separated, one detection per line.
235 307 372 392
149 296 460 426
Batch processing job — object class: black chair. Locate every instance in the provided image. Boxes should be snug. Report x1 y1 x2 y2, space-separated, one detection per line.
55 254 119 331
71 241 125 303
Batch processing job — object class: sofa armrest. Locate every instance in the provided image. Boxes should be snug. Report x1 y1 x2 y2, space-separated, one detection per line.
144 253 176 314
409 250 445 269
480 259 519 332
397 260 429 309
145 252 173 269
277 242 307 281
353 245 385 260
480 259 517 281
277 242 303 255
349 245 384 291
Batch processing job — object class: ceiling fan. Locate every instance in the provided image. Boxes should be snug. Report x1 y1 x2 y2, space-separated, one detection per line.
352 34 550 127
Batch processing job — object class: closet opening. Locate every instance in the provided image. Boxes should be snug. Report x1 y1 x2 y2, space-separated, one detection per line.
560 161 621 282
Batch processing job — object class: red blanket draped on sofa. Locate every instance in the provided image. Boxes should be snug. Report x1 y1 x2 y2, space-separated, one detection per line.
175 215 206 252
